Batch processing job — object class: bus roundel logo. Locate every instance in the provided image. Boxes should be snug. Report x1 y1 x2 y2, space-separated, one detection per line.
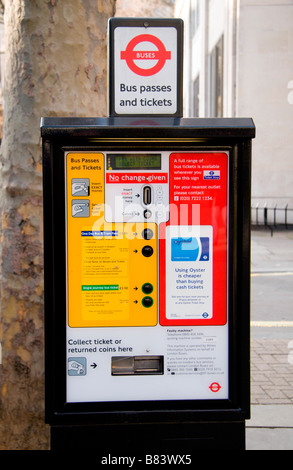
120 34 171 77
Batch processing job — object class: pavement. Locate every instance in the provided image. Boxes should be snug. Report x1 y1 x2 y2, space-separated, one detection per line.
246 226 293 450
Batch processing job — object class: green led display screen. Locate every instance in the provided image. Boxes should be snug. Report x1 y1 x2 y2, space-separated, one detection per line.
107 154 161 170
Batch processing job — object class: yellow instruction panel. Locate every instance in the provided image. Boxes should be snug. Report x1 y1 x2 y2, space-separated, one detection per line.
66 152 157 327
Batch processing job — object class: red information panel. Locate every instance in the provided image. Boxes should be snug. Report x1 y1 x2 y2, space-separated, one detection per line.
159 152 228 326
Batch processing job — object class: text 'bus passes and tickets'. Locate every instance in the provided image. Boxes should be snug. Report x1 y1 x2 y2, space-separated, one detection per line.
108 18 183 117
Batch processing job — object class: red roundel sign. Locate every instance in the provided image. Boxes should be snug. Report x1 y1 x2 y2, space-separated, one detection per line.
120 34 171 77
209 382 221 393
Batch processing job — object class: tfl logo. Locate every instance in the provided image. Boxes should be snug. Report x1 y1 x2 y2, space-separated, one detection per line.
288 81 293 105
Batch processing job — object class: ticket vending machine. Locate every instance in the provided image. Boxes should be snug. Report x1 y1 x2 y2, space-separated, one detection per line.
41 117 255 452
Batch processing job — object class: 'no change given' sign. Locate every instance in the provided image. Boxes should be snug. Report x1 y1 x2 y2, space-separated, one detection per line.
108 18 183 117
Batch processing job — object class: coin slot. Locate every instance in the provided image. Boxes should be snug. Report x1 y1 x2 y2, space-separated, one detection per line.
111 356 164 375
143 186 152 205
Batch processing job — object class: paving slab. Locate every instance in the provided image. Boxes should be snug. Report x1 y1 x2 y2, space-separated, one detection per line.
246 229 293 450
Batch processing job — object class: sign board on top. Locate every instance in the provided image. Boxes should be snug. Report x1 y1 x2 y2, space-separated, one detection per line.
108 18 183 117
